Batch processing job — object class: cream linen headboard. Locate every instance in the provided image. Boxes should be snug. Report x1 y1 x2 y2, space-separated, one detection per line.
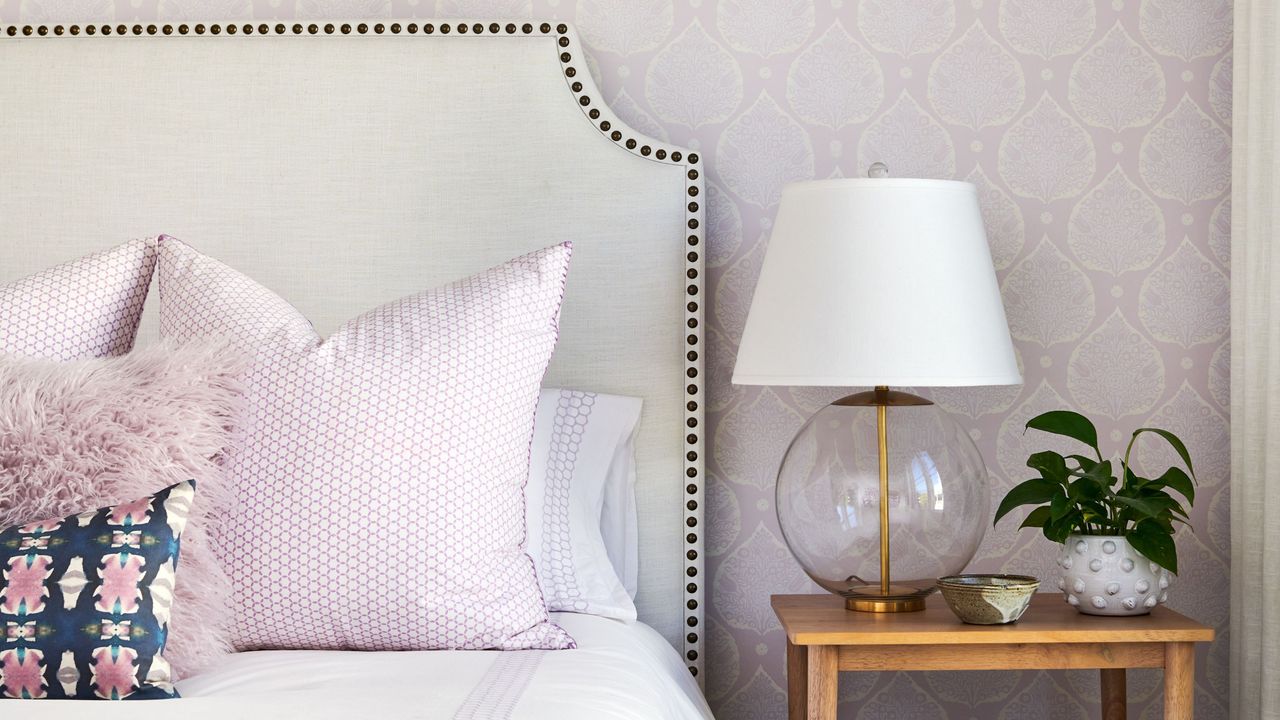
0 19 705 679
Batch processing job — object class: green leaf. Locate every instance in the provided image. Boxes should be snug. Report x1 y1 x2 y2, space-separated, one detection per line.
1127 521 1178 574
1050 490 1072 522
1111 494 1165 519
1026 411 1100 454
1132 428 1197 481
1019 506 1052 529
1044 516 1074 543
1149 466 1195 505
994 478 1061 525
1027 451 1070 484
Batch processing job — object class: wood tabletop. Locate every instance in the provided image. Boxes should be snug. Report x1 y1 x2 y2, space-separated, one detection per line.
772 593 1215 646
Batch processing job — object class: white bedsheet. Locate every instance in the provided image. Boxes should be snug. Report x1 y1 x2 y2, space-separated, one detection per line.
19 614 714 719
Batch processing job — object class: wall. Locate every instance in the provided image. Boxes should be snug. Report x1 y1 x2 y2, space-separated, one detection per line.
5 0 1232 717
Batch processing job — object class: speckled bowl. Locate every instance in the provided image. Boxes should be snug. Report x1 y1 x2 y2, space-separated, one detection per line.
937 574 1040 625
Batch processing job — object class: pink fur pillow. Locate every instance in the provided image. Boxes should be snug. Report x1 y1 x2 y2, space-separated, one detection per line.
0 340 244 678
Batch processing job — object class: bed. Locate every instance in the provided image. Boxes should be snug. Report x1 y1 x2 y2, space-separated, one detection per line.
0 18 709 718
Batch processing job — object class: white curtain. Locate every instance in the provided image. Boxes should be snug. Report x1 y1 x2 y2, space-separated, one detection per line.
1232 2 1280 717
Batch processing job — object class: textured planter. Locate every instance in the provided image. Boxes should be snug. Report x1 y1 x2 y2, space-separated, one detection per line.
1056 534 1172 616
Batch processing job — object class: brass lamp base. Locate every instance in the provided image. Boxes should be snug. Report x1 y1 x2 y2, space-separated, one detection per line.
846 596 927 613
843 583 935 613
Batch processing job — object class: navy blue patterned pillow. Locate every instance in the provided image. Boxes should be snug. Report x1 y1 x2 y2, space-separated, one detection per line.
0 480 193 700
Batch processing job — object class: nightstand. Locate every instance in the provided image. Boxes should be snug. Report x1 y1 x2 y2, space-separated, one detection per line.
773 593 1214 719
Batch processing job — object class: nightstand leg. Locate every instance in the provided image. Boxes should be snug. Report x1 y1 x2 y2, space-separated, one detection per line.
1101 668 1126 719
805 645 838 720
787 640 807 720
1164 642 1195 719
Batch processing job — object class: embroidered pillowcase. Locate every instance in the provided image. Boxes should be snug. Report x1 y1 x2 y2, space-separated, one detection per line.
0 342 242 679
157 236 574 651
528 389 641 621
0 481 194 700
0 238 156 361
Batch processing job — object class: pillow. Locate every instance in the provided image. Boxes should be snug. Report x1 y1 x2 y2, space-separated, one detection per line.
0 480 195 700
0 341 243 679
0 238 156 361
156 236 575 651
528 388 642 620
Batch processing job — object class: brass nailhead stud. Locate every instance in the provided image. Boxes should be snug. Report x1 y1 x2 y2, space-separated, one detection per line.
275 23 285 34
687 549 698 561
560 52 570 62
408 23 418 33
227 24 238 34
686 517 697 527
425 24 435 34
688 186 699 196
146 24 156 35
686 567 697 577
489 23 500 33
611 131 623 141
292 23 303 34
687 350 698 361
687 600 698 610
687 433 697 444
341 23 352 34
687 218 700 229
687 582 697 593
688 153 700 163
71 25 81 35
308 24 318 34
375 23 386 34
211 24 221 35
506 23 517 33
540 22 551 33
358 23 368 34
687 616 698 627
458 23 467 33
641 145 652 156
54 25 64 35
687 234 699 245
687 451 698 462
671 151 683 162
37 25 48 36
391 23 401 34
557 23 568 33
626 139 637 149
687 533 697 544
325 23 334 34
558 37 569 47
588 109 600 120
131 24 141 35
440 24 450 34
656 149 667 159
522 23 533 33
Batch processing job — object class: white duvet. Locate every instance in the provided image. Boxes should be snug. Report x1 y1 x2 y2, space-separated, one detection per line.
19 614 714 719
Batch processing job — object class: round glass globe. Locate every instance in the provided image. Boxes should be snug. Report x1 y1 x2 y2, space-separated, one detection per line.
776 395 988 606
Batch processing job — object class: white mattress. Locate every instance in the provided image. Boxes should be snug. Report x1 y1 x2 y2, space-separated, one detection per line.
21 615 713 719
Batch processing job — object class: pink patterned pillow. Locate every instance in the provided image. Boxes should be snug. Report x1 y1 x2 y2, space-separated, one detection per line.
156 236 575 651
0 238 156 360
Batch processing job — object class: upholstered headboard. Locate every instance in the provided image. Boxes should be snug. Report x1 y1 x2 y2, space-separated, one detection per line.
0 19 705 679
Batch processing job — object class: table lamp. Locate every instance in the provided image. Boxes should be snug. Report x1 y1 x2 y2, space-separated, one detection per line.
732 166 1021 612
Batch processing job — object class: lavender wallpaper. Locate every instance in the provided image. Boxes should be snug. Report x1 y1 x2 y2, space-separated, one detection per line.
5 0 1233 717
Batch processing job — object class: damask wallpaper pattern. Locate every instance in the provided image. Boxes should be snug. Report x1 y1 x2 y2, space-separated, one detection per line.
3 0 1232 717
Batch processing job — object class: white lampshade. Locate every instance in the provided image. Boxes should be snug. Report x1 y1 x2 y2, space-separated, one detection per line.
733 178 1021 387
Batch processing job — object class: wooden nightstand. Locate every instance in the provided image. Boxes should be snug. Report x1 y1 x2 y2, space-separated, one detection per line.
773 593 1214 719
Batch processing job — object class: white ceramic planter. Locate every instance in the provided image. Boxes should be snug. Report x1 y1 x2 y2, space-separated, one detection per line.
1056 534 1172 616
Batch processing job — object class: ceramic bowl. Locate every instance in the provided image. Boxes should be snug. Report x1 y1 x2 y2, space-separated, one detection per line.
937 574 1040 625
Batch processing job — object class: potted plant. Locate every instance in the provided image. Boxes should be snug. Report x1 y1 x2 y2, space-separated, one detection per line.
994 410 1196 616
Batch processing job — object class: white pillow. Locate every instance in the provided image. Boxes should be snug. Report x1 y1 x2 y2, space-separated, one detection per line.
528 388 641 620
